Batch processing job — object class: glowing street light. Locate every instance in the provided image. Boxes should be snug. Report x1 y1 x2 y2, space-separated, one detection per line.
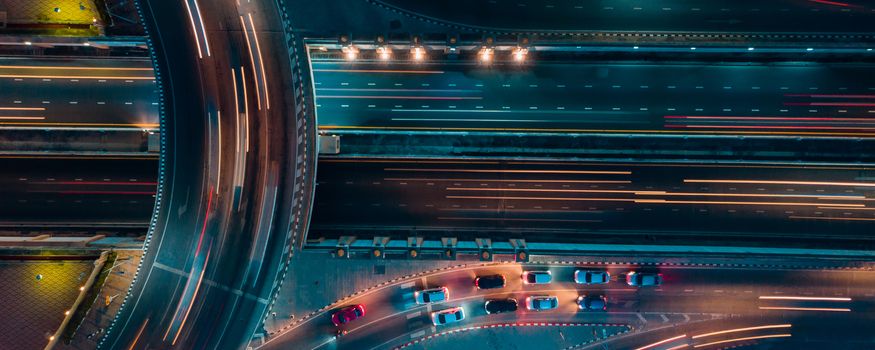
341 45 358 60
411 46 425 61
512 47 528 62
479 47 494 63
377 46 391 61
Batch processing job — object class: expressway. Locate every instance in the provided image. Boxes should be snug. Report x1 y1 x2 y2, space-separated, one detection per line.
0 157 156 228
0 57 158 128
258 262 875 349
310 158 875 247
312 58 875 137
97 0 307 348
0 57 160 227
369 0 875 33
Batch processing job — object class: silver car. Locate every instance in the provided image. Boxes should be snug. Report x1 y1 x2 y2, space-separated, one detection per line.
526 295 559 311
522 271 552 284
574 269 610 284
431 307 465 326
415 287 449 304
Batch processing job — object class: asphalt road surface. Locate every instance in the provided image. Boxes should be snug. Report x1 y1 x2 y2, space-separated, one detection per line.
258 262 875 350
312 59 875 137
99 0 301 348
0 157 156 227
0 57 158 129
311 158 875 246
372 0 875 33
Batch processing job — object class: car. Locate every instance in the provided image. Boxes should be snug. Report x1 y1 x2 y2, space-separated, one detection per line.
577 295 607 311
484 298 518 314
574 269 610 284
475 274 506 290
526 295 559 311
522 271 552 284
331 304 365 326
431 307 465 326
626 272 663 287
415 287 449 304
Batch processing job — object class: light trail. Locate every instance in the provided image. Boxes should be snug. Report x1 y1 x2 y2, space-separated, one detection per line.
693 334 792 348
240 15 262 110
447 195 637 202
691 324 792 339
785 94 875 98
317 125 875 137
190 0 210 56
232 68 240 155
0 107 46 111
666 116 875 122
127 319 149 350
0 74 154 80
164 188 214 344
320 95 483 100
387 178 631 184
50 191 156 195
385 168 630 175
317 88 481 93
312 69 444 74
817 206 875 211
437 217 602 223
758 306 851 312
248 13 270 110
0 65 152 71
808 0 856 7
323 158 499 164
683 179 875 187
0 116 45 120
0 122 159 128
785 102 875 107
445 187 867 200
759 296 851 301
183 0 204 58
241 68 250 152
789 216 875 222
634 334 687 350
666 124 875 131
31 181 157 185
635 199 863 207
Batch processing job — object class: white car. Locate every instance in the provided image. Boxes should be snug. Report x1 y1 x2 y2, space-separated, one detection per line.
574 269 610 284
522 271 552 284
415 287 449 304
526 296 558 311
431 307 465 326
626 272 663 287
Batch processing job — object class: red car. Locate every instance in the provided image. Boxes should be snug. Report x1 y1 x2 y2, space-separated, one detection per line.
331 304 365 326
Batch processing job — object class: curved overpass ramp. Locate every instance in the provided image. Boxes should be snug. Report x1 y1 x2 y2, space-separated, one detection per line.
98 0 315 348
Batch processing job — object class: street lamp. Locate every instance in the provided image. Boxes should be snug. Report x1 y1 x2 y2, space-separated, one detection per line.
479 47 494 63
512 47 528 62
411 46 425 61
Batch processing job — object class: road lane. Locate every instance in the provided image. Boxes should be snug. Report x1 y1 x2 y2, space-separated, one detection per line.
0 157 156 226
372 0 875 33
0 57 159 128
310 158 875 246
311 59 875 137
259 262 875 350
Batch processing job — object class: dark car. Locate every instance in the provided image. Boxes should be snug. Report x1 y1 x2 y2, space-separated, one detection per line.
484 298 518 314
331 304 365 326
475 274 506 289
577 295 607 311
